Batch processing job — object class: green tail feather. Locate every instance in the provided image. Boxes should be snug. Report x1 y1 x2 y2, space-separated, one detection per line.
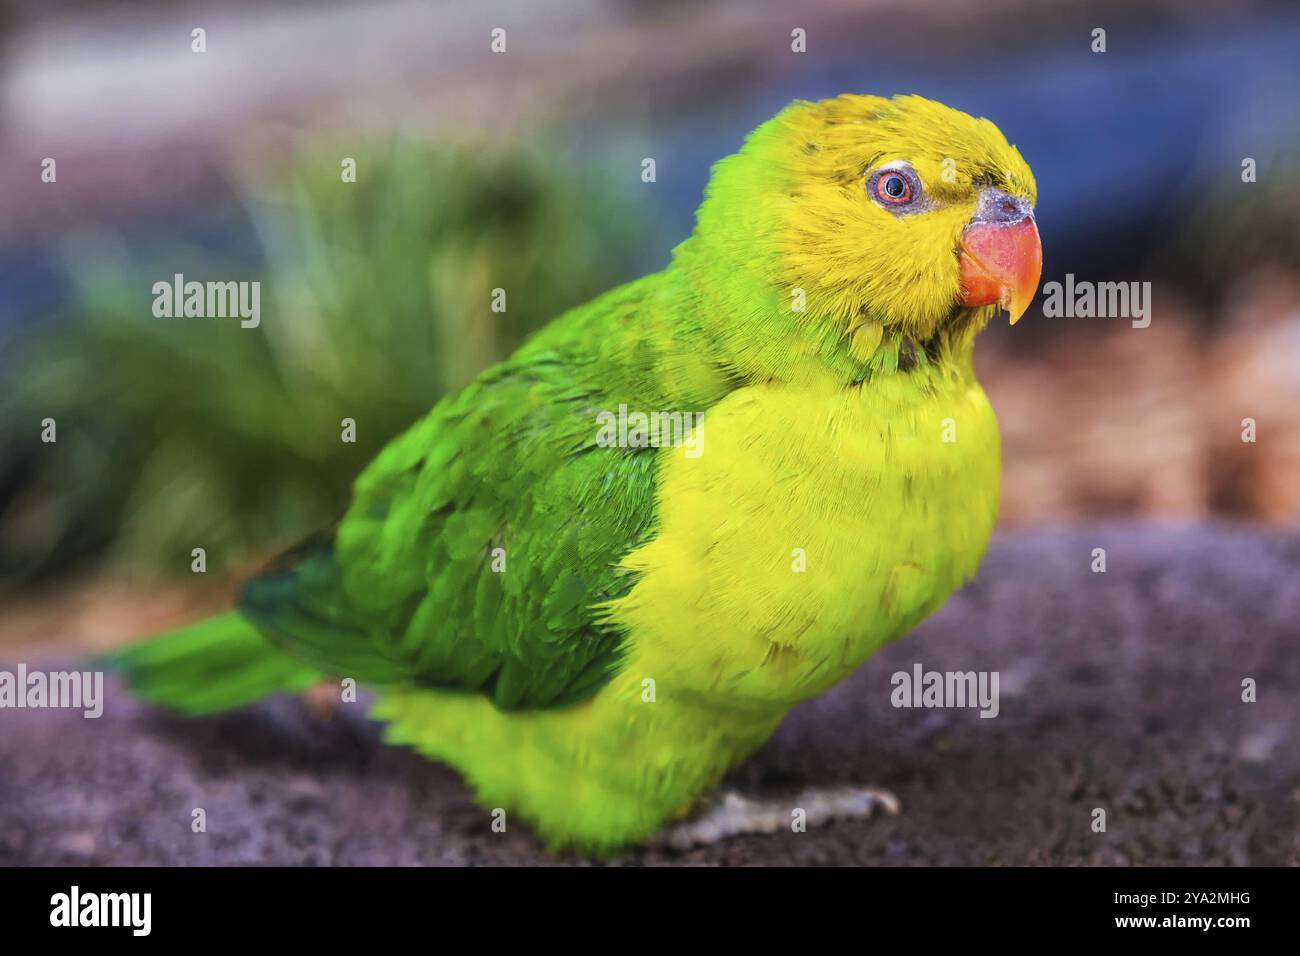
98 610 321 715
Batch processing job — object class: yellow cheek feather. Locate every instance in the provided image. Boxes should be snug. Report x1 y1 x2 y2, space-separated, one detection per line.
765 93 1038 341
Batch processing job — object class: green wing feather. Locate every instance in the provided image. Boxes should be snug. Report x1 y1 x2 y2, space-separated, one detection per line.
107 271 736 714
238 278 681 710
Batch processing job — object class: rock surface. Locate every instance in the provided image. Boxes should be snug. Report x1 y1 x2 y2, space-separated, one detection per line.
2 525 1297 866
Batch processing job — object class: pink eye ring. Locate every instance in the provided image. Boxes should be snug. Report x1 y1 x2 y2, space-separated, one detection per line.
868 163 922 209
877 172 911 203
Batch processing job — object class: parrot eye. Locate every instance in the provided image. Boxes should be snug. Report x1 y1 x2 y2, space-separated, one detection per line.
868 163 921 210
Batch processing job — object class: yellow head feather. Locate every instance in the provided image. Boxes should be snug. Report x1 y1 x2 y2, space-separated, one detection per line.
681 94 1038 380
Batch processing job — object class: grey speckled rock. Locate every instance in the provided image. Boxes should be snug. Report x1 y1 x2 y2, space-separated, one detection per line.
2 525 1298 865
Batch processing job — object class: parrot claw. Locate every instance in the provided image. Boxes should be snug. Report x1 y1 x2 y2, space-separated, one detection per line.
656 785 900 851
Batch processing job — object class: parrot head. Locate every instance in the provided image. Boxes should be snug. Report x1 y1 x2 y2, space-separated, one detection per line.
689 93 1041 376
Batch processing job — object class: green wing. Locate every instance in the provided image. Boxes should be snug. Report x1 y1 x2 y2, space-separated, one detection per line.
239 281 672 710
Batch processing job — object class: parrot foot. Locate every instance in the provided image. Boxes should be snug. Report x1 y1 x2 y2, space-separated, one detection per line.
657 785 900 850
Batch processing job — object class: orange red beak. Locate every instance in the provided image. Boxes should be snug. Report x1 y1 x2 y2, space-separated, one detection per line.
958 209 1043 325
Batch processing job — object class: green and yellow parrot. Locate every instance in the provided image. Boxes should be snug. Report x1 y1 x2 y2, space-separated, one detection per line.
106 94 1042 854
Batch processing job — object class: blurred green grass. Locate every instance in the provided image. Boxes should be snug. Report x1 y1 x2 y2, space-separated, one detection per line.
0 136 647 584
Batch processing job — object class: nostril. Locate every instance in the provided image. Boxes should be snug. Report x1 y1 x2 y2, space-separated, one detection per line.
975 188 1028 224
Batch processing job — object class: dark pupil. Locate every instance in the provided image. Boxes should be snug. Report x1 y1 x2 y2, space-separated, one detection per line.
884 175 906 198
